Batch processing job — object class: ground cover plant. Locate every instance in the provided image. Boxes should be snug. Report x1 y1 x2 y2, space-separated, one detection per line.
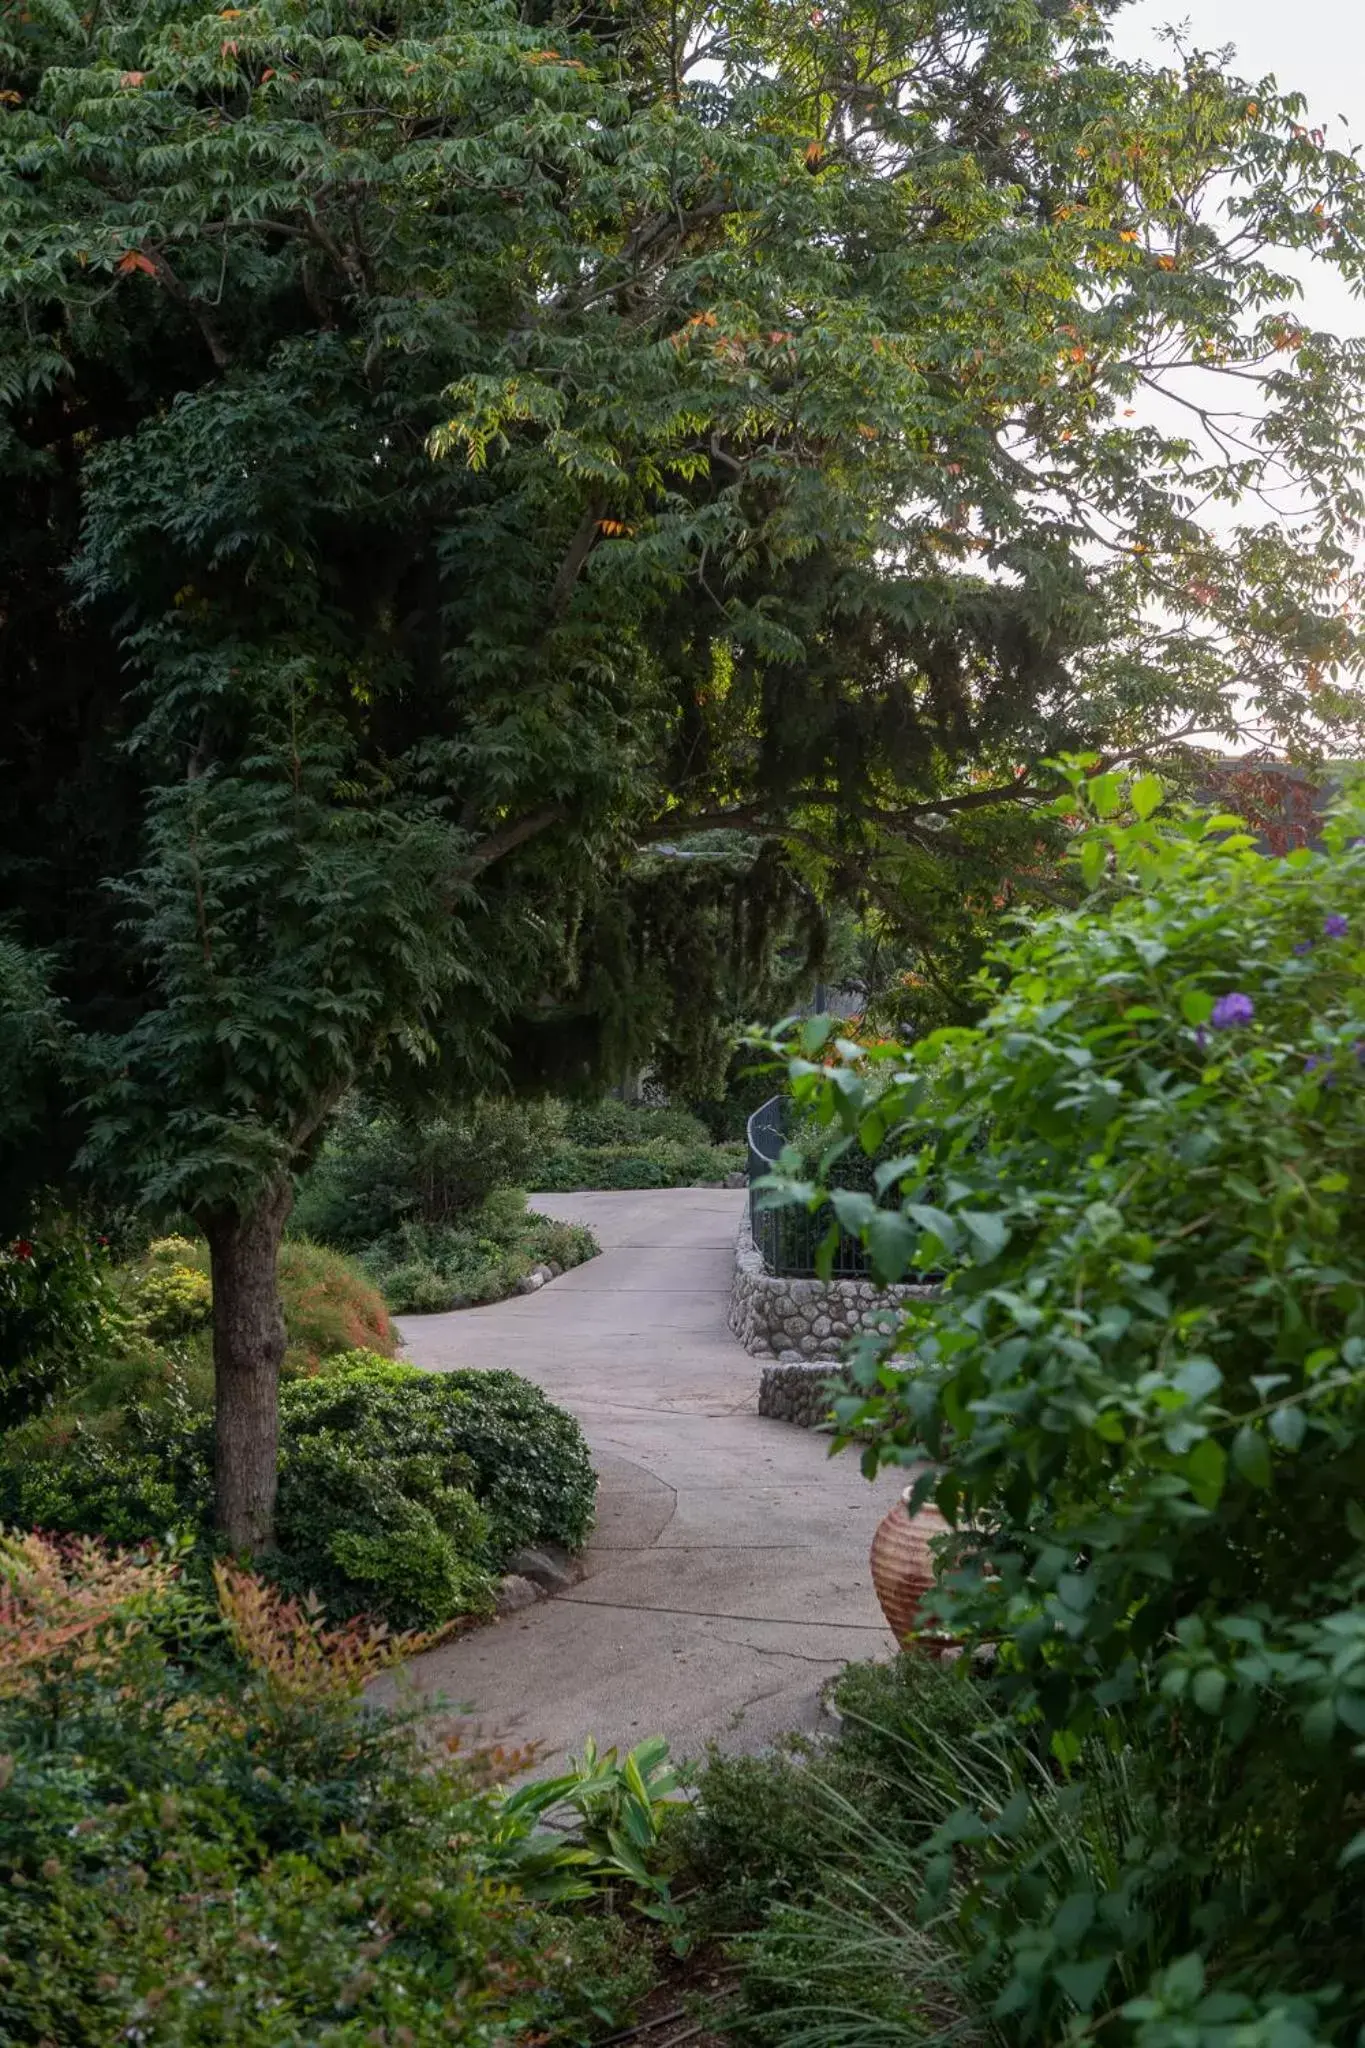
0 1529 667 2046
0 1352 596 1628
758 770 1365 2044
364 1202 599 1316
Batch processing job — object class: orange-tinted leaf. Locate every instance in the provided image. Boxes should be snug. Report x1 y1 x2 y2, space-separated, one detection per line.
116 250 158 276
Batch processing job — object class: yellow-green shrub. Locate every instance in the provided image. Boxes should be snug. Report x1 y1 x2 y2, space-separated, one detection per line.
127 1260 212 1338
136 1234 395 1373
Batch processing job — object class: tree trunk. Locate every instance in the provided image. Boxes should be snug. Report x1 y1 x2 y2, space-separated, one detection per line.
204 1181 292 1554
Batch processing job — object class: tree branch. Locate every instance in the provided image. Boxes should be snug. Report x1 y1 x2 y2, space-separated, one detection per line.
461 805 567 875
546 503 604 621
143 247 232 370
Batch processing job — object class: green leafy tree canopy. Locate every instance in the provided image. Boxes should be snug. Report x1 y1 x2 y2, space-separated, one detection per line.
5 0 1365 1541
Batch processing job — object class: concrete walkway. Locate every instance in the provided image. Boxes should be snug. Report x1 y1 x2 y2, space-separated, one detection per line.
395 1188 900 1766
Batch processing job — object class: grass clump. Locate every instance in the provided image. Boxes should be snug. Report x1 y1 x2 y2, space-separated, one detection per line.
672 1652 1171 2048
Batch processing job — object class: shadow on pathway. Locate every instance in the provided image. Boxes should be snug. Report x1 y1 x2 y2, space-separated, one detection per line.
394 1187 900 1766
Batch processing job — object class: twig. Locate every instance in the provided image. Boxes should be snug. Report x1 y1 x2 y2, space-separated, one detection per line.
593 2008 687 2046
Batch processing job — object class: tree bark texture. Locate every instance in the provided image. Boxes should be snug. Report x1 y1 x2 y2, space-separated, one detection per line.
205 1181 293 1554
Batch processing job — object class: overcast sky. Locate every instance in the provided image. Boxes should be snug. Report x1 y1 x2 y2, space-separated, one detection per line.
1113 0 1365 335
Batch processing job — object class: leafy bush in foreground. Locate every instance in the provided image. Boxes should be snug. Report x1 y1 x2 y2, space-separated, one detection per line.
0 1532 650 2047
0 1354 596 1627
765 772 1365 2042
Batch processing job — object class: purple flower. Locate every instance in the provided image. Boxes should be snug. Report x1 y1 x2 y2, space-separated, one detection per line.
1211 992 1255 1029
1293 940 1314 956
1324 914 1349 939
1195 1027 1208 1052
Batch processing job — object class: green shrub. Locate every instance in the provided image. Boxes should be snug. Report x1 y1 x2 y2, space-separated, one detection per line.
0 1223 115 1424
536 1138 744 1191
127 1258 213 1337
373 1254 463 1314
362 1197 597 1314
0 1353 596 1628
0 1533 650 2047
562 1098 711 1149
3 1430 189 1544
292 1095 569 1247
763 771 1365 2041
285 1353 597 1561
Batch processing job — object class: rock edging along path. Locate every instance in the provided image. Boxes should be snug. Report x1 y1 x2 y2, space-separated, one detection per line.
394 1187 902 1767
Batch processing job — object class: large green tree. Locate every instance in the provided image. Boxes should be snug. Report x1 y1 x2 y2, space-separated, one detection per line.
3 0 1365 1545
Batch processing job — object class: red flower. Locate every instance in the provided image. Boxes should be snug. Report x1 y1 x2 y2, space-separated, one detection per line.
11 1240 33 1261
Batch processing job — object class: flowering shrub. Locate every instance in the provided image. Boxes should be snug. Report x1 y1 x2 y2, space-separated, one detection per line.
763 769 1365 2045
534 1137 745 1191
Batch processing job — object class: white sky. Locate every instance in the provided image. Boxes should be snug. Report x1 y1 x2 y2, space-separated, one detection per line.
1114 0 1365 336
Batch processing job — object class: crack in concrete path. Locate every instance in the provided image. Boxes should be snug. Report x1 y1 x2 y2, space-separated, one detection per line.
395 1185 901 1766
559 1594 892 1631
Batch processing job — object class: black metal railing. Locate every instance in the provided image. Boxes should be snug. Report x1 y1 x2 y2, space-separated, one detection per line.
745 1094 875 1279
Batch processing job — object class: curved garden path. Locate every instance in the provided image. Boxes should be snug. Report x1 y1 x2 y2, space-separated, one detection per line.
396 1187 901 1766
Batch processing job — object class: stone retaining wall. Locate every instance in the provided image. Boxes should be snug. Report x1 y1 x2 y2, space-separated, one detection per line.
729 1209 938 1361
758 1358 848 1428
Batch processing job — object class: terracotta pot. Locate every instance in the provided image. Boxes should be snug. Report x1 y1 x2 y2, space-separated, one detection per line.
870 1486 950 1648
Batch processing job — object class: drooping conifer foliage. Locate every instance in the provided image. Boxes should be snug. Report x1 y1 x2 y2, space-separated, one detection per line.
3 0 1364 1540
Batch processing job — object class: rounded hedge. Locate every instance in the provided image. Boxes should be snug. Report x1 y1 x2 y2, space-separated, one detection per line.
0 1352 596 1629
